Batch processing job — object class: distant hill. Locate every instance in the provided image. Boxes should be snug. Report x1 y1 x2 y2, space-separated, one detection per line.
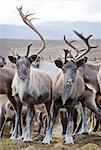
0 21 101 39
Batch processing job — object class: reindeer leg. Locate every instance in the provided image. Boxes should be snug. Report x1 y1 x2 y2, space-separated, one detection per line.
73 108 83 134
44 100 52 133
23 103 35 142
80 105 88 134
43 114 48 134
9 119 15 135
60 110 67 135
10 96 22 140
93 116 100 132
0 106 6 138
89 112 94 132
42 99 62 144
65 108 74 144
73 108 78 133
85 89 101 122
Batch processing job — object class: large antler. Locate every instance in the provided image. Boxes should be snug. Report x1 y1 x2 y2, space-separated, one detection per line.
73 30 97 59
17 6 45 56
64 31 97 60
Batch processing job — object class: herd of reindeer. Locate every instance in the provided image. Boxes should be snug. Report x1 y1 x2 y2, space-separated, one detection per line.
0 6 101 145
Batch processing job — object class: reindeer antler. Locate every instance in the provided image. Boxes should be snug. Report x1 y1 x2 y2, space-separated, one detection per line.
64 31 97 60
17 6 45 55
73 30 97 59
63 49 76 62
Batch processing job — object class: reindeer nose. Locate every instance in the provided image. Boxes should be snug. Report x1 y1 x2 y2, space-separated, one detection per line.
20 75 28 81
67 80 74 85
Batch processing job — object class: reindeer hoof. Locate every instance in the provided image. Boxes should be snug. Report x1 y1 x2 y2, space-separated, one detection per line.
42 135 51 144
10 135 18 141
23 134 32 142
65 135 74 144
23 137 32 143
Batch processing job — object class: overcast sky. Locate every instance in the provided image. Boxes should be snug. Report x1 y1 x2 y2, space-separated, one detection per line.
0 0 101 25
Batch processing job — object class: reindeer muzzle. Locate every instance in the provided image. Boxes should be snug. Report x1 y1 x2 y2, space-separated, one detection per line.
67 80 74 85
20 75 28 81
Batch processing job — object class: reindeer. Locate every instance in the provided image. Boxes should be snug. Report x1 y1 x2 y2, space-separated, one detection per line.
42 31 101 144
0 55 16 137
0 46 37 138
10 6 65 137
63 31 101 133
0 66 19 137
8 6 53 142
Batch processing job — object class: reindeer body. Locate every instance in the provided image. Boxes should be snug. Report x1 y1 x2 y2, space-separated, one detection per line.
12 67 52 104
0 67 16 109
0 68 14 94
79 62 101 92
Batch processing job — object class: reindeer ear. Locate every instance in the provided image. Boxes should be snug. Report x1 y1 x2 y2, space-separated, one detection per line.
8 55 16 64
76 57 87 68
29 54 37 63
54 60 63 68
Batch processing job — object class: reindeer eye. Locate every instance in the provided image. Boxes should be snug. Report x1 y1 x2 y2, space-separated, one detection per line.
16 65 19 69
28 65 30 68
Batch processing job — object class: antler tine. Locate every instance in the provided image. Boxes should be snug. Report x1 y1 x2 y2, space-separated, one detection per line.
17 6 45 55
70 40 76 44
26 43 32 57
63 49 76 62
73 30 98 59
63 49 69 62
26 13 36 18
67 50 76 61
64 35 80 58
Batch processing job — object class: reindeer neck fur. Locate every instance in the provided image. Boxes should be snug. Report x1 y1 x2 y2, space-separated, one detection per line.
70 70 85 100
12 71 29 102
12 67 52 103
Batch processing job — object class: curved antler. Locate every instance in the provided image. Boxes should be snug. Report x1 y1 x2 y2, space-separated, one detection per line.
73 30 97 59
17 6 45 55
64 31 97 60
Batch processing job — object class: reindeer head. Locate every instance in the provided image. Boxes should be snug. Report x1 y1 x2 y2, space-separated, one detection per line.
0 56 6 67
8 53 37 80
55 57 87 85
8 6 45 81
